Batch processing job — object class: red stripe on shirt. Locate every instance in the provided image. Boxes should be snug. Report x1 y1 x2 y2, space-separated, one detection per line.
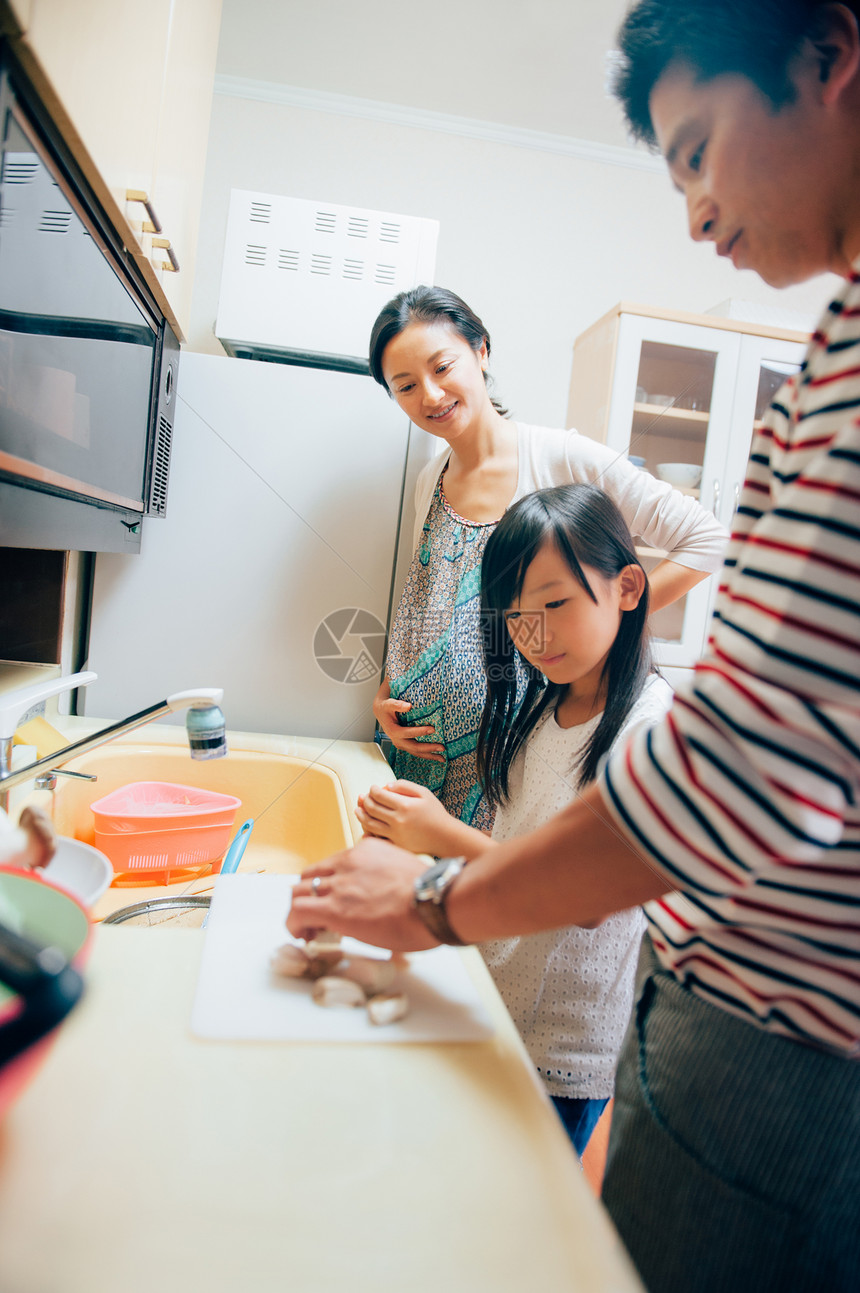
766 778 846 822
664 710 791 864
720 590 860 656
686 661 790 724
787 475 860 504
668 950 856 1041
807 363 860 388
623 737 740 884
762 427 835 453
743 534 860 579
730 896 860 939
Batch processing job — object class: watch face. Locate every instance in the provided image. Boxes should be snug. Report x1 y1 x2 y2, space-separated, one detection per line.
412 857 468 946
414 860 447 902
414 857 463 904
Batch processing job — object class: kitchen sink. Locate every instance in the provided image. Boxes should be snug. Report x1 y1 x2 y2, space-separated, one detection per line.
28 727 388 923
51 743 352 870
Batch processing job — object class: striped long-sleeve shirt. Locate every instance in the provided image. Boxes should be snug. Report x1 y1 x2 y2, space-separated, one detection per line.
602 262 860 1056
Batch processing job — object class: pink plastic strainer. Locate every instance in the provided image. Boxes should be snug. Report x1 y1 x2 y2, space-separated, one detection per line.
90 781 241 880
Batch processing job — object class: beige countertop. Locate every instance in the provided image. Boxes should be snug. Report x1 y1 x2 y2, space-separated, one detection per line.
0 926 642 1293
0 718 643 1290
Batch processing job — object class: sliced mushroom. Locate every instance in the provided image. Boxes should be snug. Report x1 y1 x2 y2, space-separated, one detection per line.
305 935 344 964
270 943 312 978
311 975 366 1008
305 930 342 951
367 992 409 1026
339 956 398 996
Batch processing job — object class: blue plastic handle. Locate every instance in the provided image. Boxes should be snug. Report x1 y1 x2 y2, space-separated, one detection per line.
220 819 254 876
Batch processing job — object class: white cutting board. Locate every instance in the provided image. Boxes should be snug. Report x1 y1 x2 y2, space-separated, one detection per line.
191 874 495 1043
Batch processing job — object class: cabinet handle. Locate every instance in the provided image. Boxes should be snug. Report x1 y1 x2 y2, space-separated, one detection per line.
152 237 180 273
125 189 163 234
712 478 721 520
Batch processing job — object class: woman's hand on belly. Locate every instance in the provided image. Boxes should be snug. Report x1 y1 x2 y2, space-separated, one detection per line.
373 693 445 761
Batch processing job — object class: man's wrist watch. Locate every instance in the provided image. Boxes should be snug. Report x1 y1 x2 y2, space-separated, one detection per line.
412 856 469 945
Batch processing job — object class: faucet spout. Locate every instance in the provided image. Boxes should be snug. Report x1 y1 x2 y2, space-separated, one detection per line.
0 685 226 809
168 690 227 761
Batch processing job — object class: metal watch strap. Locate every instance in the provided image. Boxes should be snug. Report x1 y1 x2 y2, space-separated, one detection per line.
412 857 468 946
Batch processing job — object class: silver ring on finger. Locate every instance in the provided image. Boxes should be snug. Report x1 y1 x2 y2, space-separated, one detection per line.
311 876 322 895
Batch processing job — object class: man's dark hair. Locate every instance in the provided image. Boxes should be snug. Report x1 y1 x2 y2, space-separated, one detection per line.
613 0 860 146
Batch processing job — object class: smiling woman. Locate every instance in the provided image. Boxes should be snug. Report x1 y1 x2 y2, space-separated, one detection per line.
366 285 727 834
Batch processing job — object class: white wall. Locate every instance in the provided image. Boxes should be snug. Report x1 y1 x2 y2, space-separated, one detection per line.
187 90 837 432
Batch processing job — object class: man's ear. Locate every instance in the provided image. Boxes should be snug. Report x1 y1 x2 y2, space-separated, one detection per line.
806 2 860 105
619 563 647 611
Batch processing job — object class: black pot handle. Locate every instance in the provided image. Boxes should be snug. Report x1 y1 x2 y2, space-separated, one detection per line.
0 921 84 1069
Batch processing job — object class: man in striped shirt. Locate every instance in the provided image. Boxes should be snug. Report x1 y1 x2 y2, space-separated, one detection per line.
289 2 860 1287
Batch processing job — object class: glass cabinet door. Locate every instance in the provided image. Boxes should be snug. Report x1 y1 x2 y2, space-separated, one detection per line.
717 334 806 529
606 315 743 666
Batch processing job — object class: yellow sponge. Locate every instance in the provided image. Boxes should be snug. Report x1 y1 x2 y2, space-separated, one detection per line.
13 716 68 759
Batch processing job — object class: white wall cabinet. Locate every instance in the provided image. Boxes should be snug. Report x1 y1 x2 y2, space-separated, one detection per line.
1 0 222 339
567 302 807 669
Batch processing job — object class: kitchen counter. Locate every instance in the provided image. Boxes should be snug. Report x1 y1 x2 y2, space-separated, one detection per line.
1 718 643 1289
0 926 642 1292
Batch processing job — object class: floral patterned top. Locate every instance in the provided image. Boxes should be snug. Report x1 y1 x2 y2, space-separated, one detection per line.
386 470 526 832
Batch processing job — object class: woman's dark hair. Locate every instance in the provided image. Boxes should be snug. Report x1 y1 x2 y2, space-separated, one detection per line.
613 0 860 147
477 483 652 806
368 285 509 416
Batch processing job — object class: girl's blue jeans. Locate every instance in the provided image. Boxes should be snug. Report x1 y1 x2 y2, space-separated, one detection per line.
551 1095 609 1156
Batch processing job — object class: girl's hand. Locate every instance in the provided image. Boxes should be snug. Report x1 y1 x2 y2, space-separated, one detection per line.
356 780 453 853
373 696 445 763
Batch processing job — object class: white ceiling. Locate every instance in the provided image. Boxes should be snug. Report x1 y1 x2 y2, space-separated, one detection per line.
216 0 637 149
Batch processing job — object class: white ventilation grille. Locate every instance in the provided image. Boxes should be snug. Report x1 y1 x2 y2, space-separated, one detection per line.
39 209 72 234
3 158 38 184
216 191 438 365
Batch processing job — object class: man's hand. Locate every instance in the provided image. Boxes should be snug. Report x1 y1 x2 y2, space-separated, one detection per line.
286 837 441 951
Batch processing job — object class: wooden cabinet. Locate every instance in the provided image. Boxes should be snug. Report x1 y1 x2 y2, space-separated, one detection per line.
567 302 808 669
1 0 222 339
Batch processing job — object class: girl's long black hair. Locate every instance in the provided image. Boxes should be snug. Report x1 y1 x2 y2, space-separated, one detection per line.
477 483 653 807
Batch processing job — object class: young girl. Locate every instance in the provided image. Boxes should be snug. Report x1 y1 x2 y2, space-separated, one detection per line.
356 483 673 1154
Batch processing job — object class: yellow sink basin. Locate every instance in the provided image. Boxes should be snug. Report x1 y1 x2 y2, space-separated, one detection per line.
32 728 389 924
51 744 351 872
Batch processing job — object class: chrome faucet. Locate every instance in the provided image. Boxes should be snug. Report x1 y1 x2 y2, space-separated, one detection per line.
0 671 227 812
